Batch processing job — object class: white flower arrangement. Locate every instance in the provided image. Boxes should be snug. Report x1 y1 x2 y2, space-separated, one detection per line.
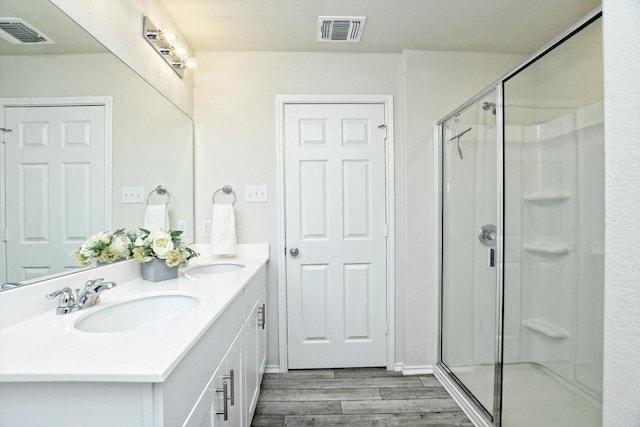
132 229 198 268
74 229 134 267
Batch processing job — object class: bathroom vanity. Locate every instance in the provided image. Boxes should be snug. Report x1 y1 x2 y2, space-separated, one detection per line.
0 244 268 427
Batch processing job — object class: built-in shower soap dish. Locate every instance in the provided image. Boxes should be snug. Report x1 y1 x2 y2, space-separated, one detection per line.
522 318 569 339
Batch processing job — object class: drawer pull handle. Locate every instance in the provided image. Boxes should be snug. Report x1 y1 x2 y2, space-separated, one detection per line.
223 369 235 406
215 381 229 421
258 303 266 329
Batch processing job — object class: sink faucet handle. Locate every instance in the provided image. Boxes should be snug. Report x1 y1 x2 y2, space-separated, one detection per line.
84 278 104 289
46 287 75 300
46 287 79 315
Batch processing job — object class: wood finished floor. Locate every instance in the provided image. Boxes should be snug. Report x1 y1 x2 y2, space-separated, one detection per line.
251 368 473 426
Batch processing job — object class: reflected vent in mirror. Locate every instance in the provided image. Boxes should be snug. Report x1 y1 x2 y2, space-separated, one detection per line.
318 16 366 42
0 18 54 44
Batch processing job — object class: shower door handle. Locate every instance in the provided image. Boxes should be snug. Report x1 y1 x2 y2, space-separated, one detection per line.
478 224 496 247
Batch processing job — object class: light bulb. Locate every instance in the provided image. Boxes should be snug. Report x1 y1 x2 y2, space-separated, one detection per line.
185 57 198 69
161 28 178 42
173 43 189 59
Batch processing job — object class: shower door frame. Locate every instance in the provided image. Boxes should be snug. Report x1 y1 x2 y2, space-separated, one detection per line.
434 82 504 427
434 7 603 427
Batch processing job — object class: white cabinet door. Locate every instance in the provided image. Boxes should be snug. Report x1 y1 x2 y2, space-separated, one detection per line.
257 289 267 377
213 333 244 427
245 288 267 422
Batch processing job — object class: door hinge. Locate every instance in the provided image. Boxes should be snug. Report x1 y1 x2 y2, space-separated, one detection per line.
384 224 388 237
385 322 390 335
378 123 388 140
2 229 7 242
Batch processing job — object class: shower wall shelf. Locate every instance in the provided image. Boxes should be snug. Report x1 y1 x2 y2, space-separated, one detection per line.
523 191 571 203
523 242 571 255
522 318 569 339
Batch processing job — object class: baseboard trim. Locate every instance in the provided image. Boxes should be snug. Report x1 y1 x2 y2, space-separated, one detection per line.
393 363 435 376
264 365 282 374
266 363 433 376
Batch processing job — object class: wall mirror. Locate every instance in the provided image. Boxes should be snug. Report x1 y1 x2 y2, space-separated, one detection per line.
0 0 194 289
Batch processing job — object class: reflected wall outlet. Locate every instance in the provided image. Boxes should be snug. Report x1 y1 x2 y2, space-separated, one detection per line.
245 185 268 202
122 186 144 204
201 220 211 237
177 220 188 237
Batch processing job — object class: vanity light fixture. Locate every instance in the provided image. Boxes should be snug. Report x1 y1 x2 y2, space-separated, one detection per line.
143 16 197 78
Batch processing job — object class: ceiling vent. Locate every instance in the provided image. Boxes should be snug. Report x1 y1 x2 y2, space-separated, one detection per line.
318 16 366 42
0 18 54 45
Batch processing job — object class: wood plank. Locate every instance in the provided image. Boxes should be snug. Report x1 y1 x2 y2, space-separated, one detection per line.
419 376 443 387
283 412 474 426
379 387 451 400
260 388 382 401
256 401 342 415
333 368 402 378
341 398 462 414
265 369 335 379
261 376 423 390
251 414 285 427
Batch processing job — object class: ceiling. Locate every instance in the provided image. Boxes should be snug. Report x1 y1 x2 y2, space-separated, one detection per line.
160 0 600 55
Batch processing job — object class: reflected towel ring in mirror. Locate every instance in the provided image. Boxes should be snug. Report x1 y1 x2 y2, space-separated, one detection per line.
212 184 236 205
147 185 170 205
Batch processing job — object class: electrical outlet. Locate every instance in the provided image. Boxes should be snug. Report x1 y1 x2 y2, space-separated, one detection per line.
177 220 188 237
202 220 211 237
121 186 145 204
245 185 268 202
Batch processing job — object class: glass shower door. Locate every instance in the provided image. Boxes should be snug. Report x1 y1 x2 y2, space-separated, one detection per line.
440 90 498 421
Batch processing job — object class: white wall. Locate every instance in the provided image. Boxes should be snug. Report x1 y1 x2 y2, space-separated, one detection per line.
50 0 194 116
193 51 402 366
602 0 640 425
402 50 524 368
193 50 522 369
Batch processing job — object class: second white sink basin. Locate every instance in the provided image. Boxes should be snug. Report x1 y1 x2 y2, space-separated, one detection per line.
75 294 199 333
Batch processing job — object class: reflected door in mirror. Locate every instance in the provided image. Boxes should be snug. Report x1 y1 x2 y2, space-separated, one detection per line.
3 105 107 282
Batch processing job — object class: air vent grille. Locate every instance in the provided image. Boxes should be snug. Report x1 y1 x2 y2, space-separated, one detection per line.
0 18 54 45
318 16 366 42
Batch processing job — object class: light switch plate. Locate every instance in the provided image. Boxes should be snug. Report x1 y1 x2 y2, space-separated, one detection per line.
245 185 268 202
121 186 145 204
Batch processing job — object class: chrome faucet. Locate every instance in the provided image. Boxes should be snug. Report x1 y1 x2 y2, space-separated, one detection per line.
46 278 117 315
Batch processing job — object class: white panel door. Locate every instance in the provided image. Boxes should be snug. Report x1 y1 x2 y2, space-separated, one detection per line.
4 105 106 281
285 103 387 369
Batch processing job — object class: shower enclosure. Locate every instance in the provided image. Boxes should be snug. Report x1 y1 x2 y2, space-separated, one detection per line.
436 9 603 427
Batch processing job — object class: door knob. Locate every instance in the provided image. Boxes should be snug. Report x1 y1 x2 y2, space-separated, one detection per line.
289 247 299 257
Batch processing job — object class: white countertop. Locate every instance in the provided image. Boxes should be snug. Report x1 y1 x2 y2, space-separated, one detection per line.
0 244 268 383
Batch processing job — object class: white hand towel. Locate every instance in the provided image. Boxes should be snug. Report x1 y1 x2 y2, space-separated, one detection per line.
143 204 169 232
210 204 237 256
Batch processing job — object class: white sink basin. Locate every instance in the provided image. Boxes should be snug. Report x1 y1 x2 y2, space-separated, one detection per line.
185 263 245 276
74 294 199 333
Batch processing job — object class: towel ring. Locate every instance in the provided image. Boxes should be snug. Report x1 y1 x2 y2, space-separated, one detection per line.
212 184 236 205
147 185 170 205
